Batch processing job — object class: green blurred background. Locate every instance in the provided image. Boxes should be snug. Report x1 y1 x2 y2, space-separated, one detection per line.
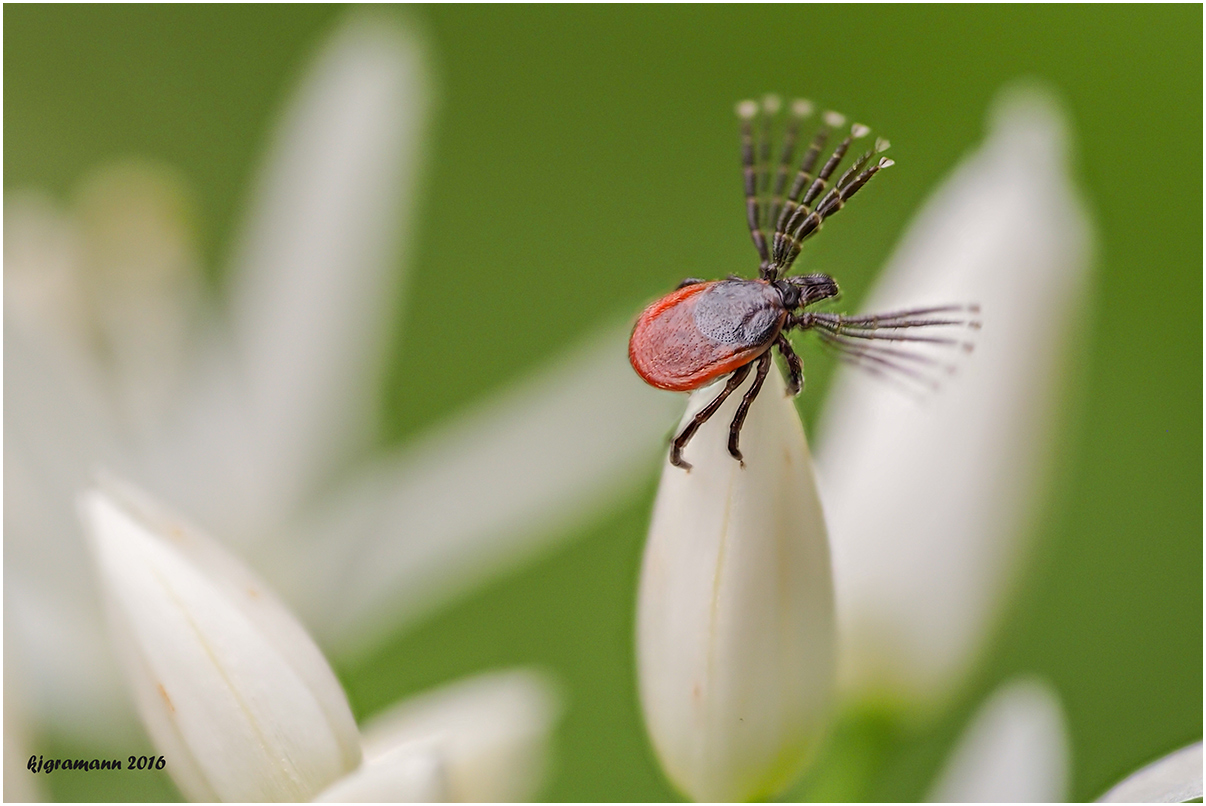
6 5 1201 801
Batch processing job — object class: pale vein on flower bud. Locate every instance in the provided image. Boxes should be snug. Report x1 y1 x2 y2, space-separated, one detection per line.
79 476 361 801
638 367 835 802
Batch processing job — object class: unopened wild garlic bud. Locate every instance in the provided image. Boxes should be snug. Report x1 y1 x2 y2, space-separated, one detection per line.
637 367 835 802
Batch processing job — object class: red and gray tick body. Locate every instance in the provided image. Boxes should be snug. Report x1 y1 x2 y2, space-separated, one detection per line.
630 280 786 392
632 95 976 470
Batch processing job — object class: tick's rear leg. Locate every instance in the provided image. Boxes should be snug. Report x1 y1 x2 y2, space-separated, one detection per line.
776 334 803 395
728 352 772 465
670 363 753 471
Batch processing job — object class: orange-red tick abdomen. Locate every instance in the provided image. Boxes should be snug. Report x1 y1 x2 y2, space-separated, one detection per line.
629 280 787 391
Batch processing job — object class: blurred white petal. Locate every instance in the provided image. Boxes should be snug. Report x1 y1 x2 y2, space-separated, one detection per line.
315 745 447 802
5 567 138 746
4 190 88 350
6 169 242 744
359 669 561 802
223 14 432 532
3 205 121 496
5 330 114 616
4 317 136 742
74 162 205 443
1099 742 1203 803
637 367 835 801
274 322 680 655
5 14 436 744
926 677 1069 802
817 86 1093 705
79 478 361 801
7 164 205 446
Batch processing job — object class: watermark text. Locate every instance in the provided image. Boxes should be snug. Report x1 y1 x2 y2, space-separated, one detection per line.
27 755 166 774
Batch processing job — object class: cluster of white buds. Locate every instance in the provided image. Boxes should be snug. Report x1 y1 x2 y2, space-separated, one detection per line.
636 86 1094 801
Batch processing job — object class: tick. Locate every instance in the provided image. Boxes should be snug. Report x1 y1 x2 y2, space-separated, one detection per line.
629 96 979 470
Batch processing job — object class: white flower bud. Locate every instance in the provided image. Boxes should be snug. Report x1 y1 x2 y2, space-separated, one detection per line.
817 86 1093 707
79 476 361 801
927 677 1069 802
1099 741 1203 803
637 367 835 801
315 745 447 802
358 669 561 802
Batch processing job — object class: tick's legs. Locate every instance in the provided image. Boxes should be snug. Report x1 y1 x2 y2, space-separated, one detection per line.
737 101 771 272
768 100 814 234
775 114 835 233
728 352 772 465
781 154 894 268
796 307 979 346
756 95 778 226
775 124 882 272
670 363 752 471
791 306 980 389
775 334 803 396
771 112 840 270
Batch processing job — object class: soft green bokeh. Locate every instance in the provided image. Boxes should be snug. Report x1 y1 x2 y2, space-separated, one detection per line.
6 5 1200 801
